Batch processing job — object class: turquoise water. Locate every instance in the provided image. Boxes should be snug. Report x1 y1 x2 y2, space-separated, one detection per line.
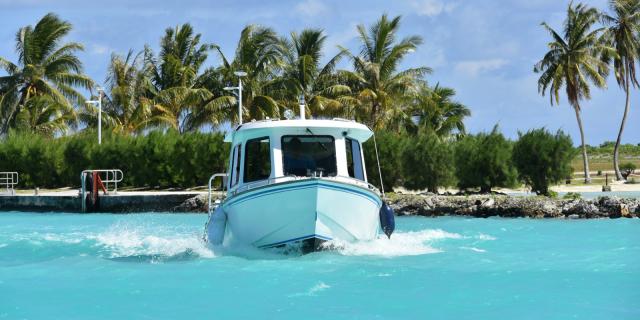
0 213 638 319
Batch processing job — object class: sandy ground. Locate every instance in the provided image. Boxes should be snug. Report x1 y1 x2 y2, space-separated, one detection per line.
549 181 640 193
393 180 640 195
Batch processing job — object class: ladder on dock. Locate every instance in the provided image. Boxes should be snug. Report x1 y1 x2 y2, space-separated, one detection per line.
0 172 18 195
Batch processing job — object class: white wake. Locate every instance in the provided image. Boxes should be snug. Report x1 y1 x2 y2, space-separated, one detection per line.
321 229 462 257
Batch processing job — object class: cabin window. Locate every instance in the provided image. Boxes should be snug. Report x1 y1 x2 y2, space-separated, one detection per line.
345 138 365 180
282 135 337 177
244 137 271 183
230 144 241 187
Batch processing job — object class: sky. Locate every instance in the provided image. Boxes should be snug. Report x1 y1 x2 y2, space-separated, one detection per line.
0 0 638 145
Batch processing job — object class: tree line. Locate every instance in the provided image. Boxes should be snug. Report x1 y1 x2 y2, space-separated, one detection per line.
0 13 469 141
367 127 576 196
0 127 576 196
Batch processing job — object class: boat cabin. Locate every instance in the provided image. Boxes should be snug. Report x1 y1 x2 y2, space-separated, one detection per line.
224 119 375 195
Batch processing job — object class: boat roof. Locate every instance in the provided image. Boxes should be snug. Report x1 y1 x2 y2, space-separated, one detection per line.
225 118 373 143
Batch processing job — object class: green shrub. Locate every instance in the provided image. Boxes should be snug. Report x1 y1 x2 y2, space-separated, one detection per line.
620 162 636 180
512 128 575 196
0 131 228 189
363 130 404 192
400 130 454 192
454 126 517 193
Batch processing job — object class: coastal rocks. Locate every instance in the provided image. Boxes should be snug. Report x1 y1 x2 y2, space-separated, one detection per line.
563 200 601 218
173 192 227 213
172 194 208 212
387 194 639 219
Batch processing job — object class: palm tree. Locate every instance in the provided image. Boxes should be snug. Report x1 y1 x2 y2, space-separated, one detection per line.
601 0 640 180
142 86 230 133
144 24 232 132
412 84 471 139
81 50 156 135
341 14 431 129
0 13 93 136
213 25 283 123
534 3 613 183
14 95 76 137
147 24 211 90
271 29 353 118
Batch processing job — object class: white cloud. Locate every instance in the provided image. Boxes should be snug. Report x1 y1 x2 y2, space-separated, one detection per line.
411 0 457 17
295 0 328 17
454 59 508 77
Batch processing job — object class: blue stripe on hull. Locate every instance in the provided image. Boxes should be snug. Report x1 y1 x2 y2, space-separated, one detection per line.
225 179 381 208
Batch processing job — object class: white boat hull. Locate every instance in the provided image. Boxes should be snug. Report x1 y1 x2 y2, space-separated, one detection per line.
209 179 382 249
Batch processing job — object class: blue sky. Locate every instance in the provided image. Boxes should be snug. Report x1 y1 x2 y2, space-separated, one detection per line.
0 0 638 145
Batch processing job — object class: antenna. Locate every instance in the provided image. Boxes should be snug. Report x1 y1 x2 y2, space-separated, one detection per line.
372 132 385 198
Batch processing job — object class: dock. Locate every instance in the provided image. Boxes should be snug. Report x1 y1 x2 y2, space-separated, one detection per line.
0 190 206 213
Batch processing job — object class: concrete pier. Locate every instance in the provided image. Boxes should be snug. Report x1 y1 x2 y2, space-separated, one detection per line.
0 191 205 213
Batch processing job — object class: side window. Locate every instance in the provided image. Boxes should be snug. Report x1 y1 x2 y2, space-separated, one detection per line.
230 144 241 187
345 138 365 180
244 137 271 183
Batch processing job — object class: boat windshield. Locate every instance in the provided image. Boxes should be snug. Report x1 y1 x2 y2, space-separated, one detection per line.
282 135 337 177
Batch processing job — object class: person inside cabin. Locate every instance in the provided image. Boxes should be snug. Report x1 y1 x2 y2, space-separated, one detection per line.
284 137 316 176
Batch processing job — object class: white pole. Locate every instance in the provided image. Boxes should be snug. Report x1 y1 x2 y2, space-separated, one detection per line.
98 90 102 145
238 78 243 125
299 95 306 120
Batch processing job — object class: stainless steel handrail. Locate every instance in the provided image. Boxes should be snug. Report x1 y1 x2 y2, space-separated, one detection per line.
0 172 18 195
80 169 124 212
208 173 228 213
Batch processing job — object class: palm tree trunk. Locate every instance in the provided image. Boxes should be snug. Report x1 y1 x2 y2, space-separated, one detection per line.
0 90 29 137
371 101 378 128
574 105 591 183
613 73 631 181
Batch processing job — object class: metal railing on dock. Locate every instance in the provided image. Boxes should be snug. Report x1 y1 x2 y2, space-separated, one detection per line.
81 169 124 212
0 172 18 195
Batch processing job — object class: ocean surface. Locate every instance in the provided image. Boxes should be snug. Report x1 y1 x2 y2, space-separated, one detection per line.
0 213 638 320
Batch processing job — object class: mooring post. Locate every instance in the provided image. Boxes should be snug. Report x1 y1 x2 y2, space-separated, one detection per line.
602 173 612 192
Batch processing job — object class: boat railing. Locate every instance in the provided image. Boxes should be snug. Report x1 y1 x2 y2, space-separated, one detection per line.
231 175 381 196
0 172 18 195
208 173 228 213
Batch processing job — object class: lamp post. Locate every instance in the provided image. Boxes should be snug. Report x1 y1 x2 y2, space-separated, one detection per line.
85 87 104 144
224 71 247 125
298 94 306 120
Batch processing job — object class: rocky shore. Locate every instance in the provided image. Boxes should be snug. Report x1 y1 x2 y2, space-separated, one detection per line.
175 192 639 219
387 193 640 219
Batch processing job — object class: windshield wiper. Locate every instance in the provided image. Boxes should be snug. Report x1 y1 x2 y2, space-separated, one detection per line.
305 127 328 151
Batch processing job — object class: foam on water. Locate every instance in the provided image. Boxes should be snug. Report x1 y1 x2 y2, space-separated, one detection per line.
460 246 487 253
322 229 462 257
476 233 497 241
289 282 332 297
92 222 214 259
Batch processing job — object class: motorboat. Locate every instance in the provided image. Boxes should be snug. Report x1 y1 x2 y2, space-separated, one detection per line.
205 106 394 252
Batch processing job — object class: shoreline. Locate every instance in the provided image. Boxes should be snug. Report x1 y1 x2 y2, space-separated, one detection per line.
0 188 638 218
387 194 640 219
